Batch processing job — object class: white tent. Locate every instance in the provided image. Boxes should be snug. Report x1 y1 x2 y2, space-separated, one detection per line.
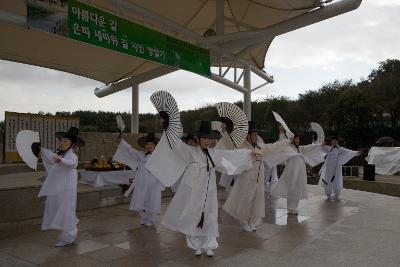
0 0 362 132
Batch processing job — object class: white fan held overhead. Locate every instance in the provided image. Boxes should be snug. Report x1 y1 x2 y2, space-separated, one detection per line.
310 122 325 144
215 102 248 148
272 111 294 139
150 91 183 149
16 130 40 170
116 115 125 138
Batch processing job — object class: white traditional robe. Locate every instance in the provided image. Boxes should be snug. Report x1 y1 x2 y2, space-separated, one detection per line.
264 133 283 193
172 145 199 193
219 174 237 191
38 148 79 242
223 139 290 224
318 145 359 197
217 134 237 192
268 143 325 212
113 140 165 224
264 162 278 193
171 176 182 192
146 133 254 251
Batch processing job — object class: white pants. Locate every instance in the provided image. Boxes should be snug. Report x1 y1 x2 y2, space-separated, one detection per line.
287 198 300 213
186 235 218 251
266 180 279 193
325 185 341 198
139 210 156 225
57 228 77 244
242 217 261 226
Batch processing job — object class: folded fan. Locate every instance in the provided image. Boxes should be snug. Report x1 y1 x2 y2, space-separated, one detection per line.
116 115 125 138
16 130 40 170
272 111 294 139
116 115 125 132
310 122 325 144
150 91 183 148
215 102 248 148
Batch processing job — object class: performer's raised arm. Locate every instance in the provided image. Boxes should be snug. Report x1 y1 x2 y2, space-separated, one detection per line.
40 148 56 172
338 147 360 165
145 91 186 187
300 143 326 167
56 154 78 169
213 148 254 175
113 139 142 170
260 139 291 157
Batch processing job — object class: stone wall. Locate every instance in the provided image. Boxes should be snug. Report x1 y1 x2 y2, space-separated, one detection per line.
0 132 153 163
78 132 148 162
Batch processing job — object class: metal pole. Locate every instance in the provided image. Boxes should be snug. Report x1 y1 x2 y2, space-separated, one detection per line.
216 0 224 77
209 73 247 94
94 66 174 98
250 66 274 83
131 85 139 134
243 66 251 120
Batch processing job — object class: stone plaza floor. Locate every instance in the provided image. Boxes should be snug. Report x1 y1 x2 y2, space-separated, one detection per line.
0 185 399 267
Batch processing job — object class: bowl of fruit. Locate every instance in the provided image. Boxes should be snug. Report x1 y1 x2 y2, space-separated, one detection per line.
85 158 130 171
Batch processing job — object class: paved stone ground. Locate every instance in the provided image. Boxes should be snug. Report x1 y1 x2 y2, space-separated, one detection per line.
0 185 399 267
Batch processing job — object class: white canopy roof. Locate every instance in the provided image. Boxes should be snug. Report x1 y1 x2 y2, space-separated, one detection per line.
0 0 361 85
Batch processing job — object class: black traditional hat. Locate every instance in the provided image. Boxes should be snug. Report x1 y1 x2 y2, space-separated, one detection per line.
138 132 160 148
291 129 300 138
55 127 85 146
185 133 196 142
196 121 220 139
248 121 265 133
328 131 338 140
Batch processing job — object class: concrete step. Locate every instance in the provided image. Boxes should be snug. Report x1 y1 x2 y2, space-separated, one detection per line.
0 184 125 223
0 180 174 223
0 162 86 175
308 176 400 198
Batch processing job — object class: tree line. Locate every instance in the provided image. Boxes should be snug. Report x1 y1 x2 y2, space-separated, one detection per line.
1 59 399 149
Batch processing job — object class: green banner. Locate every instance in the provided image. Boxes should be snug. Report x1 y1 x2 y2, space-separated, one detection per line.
67 0 211 76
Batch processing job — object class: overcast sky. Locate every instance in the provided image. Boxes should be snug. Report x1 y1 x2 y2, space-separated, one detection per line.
1 0 400 121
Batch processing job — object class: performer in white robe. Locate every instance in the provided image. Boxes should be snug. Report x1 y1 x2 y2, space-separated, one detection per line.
269 132 325 215
223 121 291 231
113 133 165 227
38 127 80 247
147 120 256 257
318 135 360 200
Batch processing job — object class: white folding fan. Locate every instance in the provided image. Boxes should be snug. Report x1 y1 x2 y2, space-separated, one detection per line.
16 130 40 170
272 111 294 139
116 115 125 138
310 122 325 144
215 102 248 147
150 91 183 148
